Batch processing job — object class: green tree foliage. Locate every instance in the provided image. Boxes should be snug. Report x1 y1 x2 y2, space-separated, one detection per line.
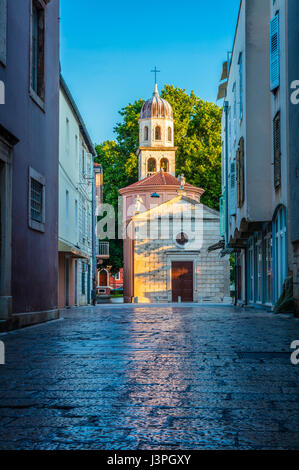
95 86 222 271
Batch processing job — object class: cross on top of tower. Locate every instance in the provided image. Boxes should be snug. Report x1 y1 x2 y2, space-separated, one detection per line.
151 66 161 85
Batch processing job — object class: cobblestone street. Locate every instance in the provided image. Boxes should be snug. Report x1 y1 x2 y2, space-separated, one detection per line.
0 305 299 450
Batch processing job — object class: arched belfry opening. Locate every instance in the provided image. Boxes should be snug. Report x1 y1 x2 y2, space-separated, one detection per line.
160 158 169 172
147 158 156 175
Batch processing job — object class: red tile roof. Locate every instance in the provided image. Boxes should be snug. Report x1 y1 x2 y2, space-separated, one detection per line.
123 171 199 190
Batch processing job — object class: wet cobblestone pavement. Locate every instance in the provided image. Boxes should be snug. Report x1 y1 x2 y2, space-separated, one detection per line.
0 305 299 450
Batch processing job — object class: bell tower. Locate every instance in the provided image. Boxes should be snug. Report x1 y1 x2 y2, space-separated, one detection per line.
138 84 177 180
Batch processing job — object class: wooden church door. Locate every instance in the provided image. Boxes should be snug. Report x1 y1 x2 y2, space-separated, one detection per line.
171 261 194 302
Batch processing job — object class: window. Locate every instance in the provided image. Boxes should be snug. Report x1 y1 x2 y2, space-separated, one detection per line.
168 127 172 141
144 126 149 141
83 206 86 239
232 82 237 140
0 0 7 66
65 190 69 226
228 107 231 153
238 52 243 118
75 200 78 241
114 272 120 281
270 13 280 91
236 137 245 208
31 0 45 101
88 210 91 242
29 167 45 232
81 264 86 295
75 135 78 161
155 126 161 140
160 158 169 172
176 232 189 247
31 180 43 222
273 111 281 189
147 158 156 174
82 148 86 175
229 161 236 215
66 118 70 154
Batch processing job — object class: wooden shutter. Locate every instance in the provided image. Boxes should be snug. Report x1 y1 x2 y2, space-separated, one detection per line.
237 137 245 208
273 111 281 189
270 14 280 91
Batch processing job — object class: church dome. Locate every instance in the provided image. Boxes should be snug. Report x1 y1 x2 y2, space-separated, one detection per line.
140 84 173 120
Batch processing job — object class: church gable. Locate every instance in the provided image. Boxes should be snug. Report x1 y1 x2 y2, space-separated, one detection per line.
132 195 200 222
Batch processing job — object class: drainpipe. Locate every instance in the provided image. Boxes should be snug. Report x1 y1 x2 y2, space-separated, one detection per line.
223 101 229 248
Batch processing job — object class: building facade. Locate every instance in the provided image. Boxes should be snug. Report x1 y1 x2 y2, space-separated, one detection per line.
219 0 299 312
287 0 299 315
120 85 230 304
58 77 96 308
110 269 124 291
0 0 60 328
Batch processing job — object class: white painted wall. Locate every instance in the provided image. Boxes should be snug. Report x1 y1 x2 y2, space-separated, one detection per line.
222 0 272 242
59 87 93 306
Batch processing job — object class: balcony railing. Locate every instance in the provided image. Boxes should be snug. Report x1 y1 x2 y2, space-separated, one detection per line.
98 241 109 257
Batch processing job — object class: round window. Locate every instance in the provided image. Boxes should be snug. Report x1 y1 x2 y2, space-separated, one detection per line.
176 232 189 247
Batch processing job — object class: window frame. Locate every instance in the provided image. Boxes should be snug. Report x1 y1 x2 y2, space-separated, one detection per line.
273 111 281 190
0 0 7 66
29 0 46 110
147 158 157 174
270 12 280 92
238 52 243 121
155 126 161 141
236 137 245 208
28 166 46 233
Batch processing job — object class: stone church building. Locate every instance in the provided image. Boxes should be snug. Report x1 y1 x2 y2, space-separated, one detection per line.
119 84 230 304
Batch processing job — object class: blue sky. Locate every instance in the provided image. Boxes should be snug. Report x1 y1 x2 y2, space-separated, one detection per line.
60 0 240 144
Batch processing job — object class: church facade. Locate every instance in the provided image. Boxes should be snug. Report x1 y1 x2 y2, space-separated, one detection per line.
119 85 230 304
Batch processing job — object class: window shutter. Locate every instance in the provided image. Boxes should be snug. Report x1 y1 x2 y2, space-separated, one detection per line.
270 14 280 91
237 137 245 208
273 111 281 189
229 161 237 215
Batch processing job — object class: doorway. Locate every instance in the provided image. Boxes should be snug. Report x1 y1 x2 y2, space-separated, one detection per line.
74 260 78 306
171 261 193 302
0 139 13 319
65 256 70 307
87 264 91 304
